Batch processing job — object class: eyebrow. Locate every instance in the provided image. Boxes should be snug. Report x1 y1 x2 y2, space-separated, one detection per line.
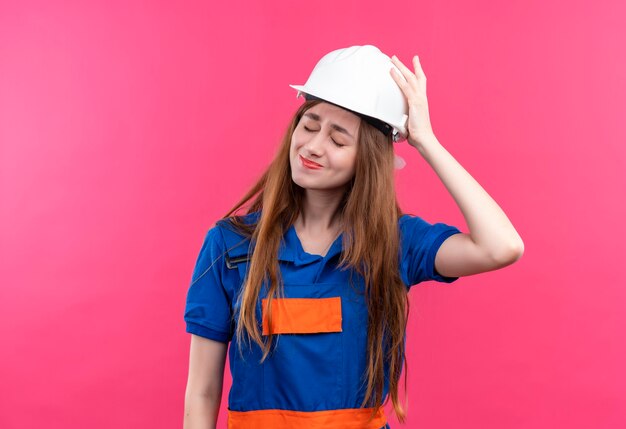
303 113 354 139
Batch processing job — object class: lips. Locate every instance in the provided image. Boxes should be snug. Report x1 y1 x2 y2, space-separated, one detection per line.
299 155 323 169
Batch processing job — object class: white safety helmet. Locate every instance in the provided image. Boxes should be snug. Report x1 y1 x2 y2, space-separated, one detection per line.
289 45 409 143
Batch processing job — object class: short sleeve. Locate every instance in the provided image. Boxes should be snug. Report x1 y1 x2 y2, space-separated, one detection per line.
184 226 233 343
399 214 463 287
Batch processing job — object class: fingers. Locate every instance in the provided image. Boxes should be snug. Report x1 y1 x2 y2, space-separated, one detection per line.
390 54 427 102
390 67 410 93
391 55 416 83
412 56 426 80
391 54 426 82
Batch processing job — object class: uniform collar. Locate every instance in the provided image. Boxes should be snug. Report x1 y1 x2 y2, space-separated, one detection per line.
222 213 344 266
281 224 344 267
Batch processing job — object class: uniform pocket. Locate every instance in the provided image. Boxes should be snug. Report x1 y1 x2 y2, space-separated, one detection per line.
261 297 342 335
261 284 343 411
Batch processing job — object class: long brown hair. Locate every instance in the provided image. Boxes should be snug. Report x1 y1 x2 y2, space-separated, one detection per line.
222 99 410 423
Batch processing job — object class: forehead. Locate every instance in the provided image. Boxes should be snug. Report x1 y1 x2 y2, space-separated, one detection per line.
303 102 361 130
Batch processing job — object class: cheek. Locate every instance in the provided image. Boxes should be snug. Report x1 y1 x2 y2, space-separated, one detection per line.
289 138 302 166
290 135 303 153
334 150 357 171
289 138 297 157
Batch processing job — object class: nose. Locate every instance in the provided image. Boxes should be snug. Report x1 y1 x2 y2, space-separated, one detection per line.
302 130 325 157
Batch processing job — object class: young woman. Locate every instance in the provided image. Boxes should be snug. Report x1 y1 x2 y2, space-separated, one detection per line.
183 45 524 429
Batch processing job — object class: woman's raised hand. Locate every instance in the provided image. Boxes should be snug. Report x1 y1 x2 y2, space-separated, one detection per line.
390 54 437 150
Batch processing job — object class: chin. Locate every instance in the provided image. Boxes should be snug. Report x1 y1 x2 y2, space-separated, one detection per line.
291 176 348 192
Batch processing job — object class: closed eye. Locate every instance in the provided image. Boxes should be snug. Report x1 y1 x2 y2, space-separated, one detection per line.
303 126 344 147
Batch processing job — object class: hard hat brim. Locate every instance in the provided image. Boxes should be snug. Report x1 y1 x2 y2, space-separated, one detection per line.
288 84 408 142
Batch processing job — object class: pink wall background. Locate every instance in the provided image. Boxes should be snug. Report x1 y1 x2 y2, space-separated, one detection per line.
1 1 625 428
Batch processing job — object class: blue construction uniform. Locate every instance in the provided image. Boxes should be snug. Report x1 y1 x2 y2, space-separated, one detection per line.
184 211 461 428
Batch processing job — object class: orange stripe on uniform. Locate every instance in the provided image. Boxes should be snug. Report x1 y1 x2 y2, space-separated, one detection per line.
228 406 387 429
261 297 342 335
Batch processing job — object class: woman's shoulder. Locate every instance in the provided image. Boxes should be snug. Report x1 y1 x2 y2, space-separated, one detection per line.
211 210 261 255
397 212 426 230
214 211 261 232
397 212 461 241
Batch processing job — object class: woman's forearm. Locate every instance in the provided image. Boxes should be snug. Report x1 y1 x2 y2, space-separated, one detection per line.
183 392 221 429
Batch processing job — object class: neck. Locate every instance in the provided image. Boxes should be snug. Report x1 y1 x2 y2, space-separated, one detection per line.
297 188 345 233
